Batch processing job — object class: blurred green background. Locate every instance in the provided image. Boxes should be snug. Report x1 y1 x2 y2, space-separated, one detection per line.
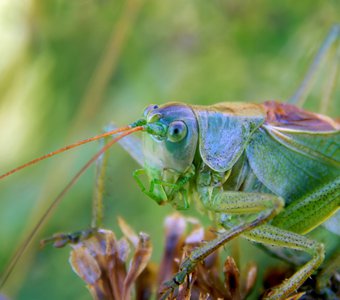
0 0 339 299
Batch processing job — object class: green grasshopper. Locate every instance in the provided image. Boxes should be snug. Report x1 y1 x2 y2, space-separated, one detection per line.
136 100 339 299
1 26 339 299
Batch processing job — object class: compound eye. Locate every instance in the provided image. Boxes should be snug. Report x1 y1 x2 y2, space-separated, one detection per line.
167 121 187 143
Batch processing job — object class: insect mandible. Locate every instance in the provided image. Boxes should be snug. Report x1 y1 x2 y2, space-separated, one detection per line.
1 26 340 300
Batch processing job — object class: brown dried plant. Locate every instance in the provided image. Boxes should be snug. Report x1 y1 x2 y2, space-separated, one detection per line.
42 213 257 300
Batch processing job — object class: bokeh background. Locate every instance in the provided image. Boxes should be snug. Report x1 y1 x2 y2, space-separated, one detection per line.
0 1 339 299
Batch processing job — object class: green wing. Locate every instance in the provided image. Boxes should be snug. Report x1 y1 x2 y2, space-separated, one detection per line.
246 125 340 203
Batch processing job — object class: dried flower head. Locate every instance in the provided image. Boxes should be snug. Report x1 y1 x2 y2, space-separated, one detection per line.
43 213 340 299
157 214 257 300
42 213 257 299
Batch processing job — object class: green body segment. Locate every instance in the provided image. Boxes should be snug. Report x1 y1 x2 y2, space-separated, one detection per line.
246 126 340 204
141 102 339 227
137 101 339 300
192 102 265 172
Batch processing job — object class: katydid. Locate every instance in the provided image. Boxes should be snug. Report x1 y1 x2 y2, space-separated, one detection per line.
137 100 339 300
1 26 340 299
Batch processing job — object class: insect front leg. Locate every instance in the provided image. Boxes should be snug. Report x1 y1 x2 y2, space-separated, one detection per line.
160 180 284 297
133 166 195 209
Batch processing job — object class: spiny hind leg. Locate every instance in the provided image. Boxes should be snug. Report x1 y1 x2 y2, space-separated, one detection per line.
256 177 340 299
244 225 325 300
289 24 340 110
159 191 284 298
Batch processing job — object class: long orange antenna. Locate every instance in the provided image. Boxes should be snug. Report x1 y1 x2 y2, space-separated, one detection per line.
0 126 131 180
0 126 144 288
